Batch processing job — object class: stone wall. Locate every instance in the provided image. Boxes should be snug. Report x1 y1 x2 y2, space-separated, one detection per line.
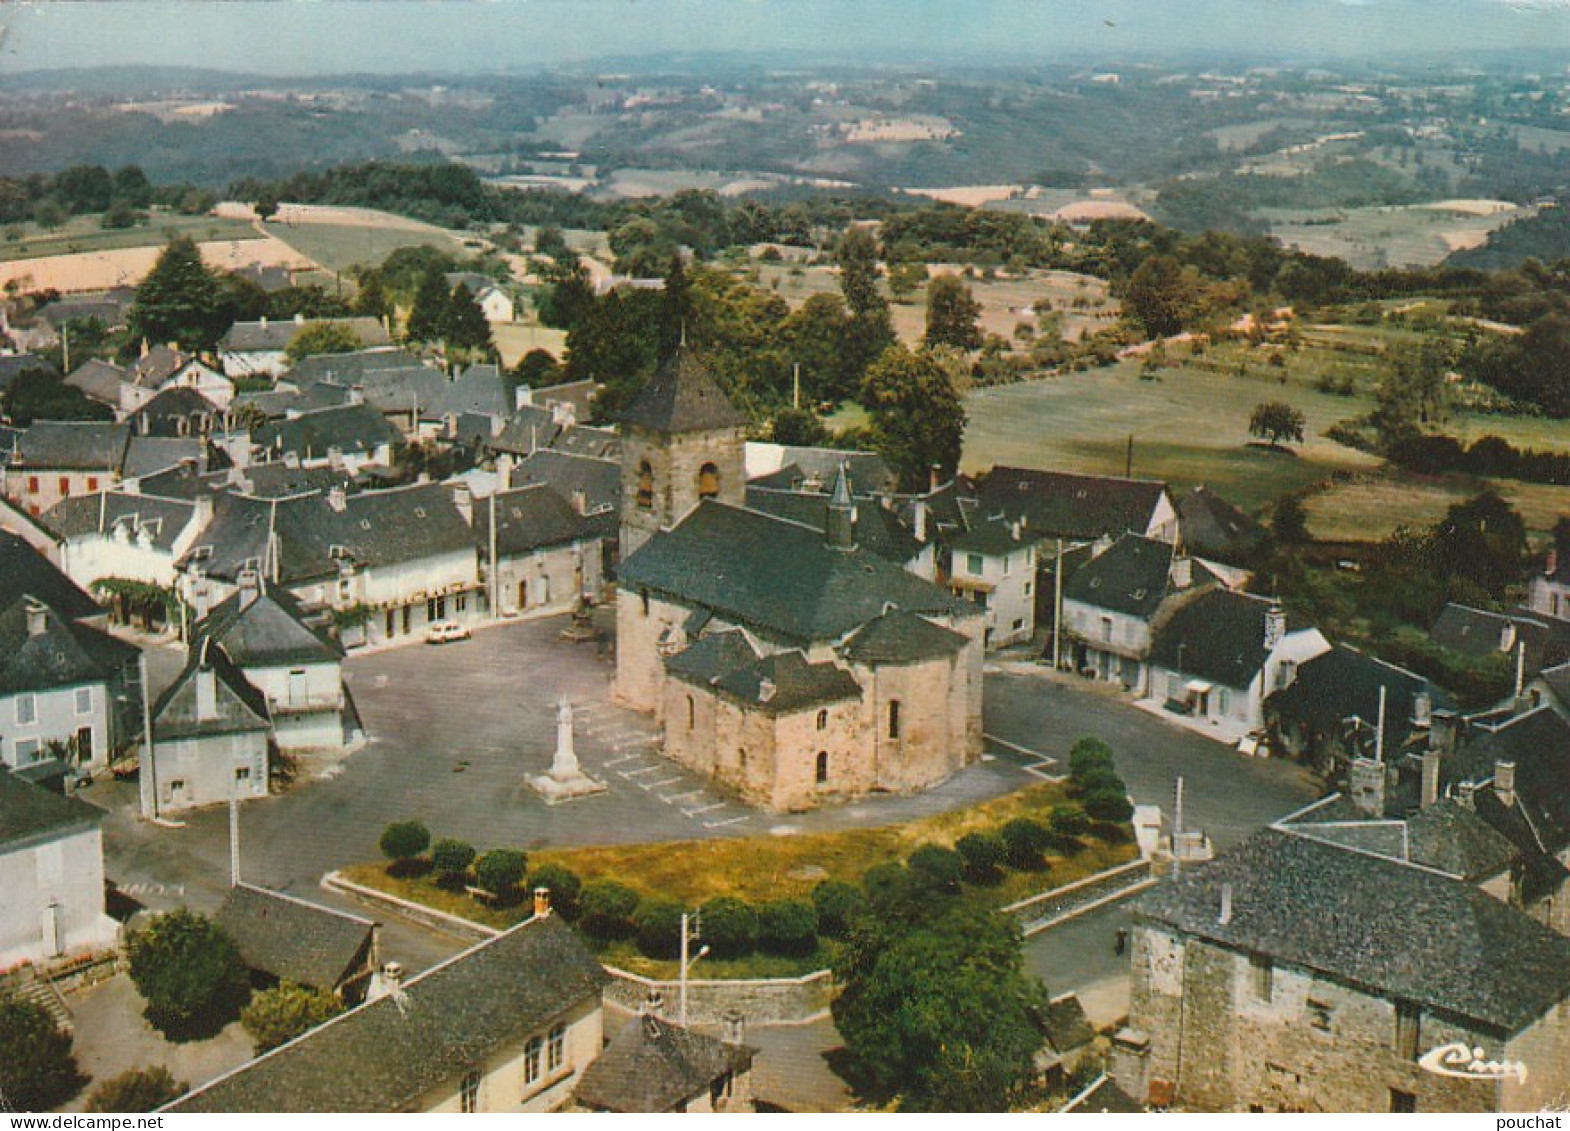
602 964 834 1026
619 423 747 559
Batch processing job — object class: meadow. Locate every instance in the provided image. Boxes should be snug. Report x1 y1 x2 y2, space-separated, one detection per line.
0 211 261 264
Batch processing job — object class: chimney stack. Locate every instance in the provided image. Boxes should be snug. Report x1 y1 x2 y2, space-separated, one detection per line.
1411 690 1432 729
929 464 942 493
758 678 777 704
327 485 347 513
533 886 552 918
24 600 47 638
569 488 587 516
1091 533 1113 559
1496 760 1517 808
237 567 261 609
368 961 404 1002
1348 756 1387 817
1501 622 1518 653
721 1011 746 1046
452 482 474 526
640 987 665 1017
1170 554 1193 590
1421 747 1441 808
913 499 928 544
1263 605 1286 651
1218 883 1233 926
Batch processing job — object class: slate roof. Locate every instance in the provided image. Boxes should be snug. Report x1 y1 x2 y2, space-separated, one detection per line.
745 486 919 564
0 530 102 620
616 501 972 648
37 297 129 329
509 450 620 513
1405 798 1521 880
122 436 204 480
1062 1076 1143 1114
45 491 199 553
1041 993 1095 1054
523 379 597 420
151 639 272 741
974 466 1171 542
231 264 295 293
546 424 620 460
1176 486 1266 564
1266 644 1449 755
231 382 353 421
131 346 202 388
1149 589 1280 690
665 630 761 686
1430 603 1570 674
334 482 476 569
710 650 861 716
0 768 103 852
1134 827 1570 1034
131 386 220 436
194 588 343 669
1454 708 1570 858
0 599 137 697
1064 534 1179 619
747 447 896 495
0 354 56 392
287 348 429 385
1533 661 1570 709
575 1015 754 1113
168 914 608 1113
490 405 562 454
613 347 748 434
950 514 1038 556
63 359 128 406
471 484 609 558
253 404 403 462
220 317 391 354
15 421 129 471
215 884 375 991
424 364 511 421
183 492 338 587
842 609 969 666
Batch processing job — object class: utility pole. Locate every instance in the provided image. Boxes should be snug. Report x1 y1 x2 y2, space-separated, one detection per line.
678 911 708 1026
229 792 241 887
792 363 801 411
61 321 70 375
1374 684 1387 763
1051 538 1065 670
1125 434 1134 479
488 487 499 617
137 652 157 821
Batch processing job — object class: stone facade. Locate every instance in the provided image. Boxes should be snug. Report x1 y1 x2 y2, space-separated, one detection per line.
618 421 746 559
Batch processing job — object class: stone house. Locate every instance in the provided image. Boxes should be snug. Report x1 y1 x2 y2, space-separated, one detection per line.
192 576 358 754
613 352 983 811
466 482 612 618
143 638 271 816
49 490 212 593
1174 485 1266 566
575 1012 755 1113
1061 533 1218 690
0 771 119 968
121 346 232 414
214 882 380 1003
6 421 130 516
129 386 222 438
1116 827 1570 1113
944 515 1039 648
444 273 517 324
1147 589 1330 736
251 403 403 474
168 907 610 1113
218 316 392 380
970 465 1180 546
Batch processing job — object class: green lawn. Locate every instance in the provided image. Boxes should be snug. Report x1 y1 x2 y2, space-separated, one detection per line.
0 212 262 263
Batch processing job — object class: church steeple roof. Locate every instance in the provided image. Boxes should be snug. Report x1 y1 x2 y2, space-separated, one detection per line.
613 345 748 434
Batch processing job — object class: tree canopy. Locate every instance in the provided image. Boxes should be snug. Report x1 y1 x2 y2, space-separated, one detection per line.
924 275 984 351
860 344 967 491
1249 401 1306 448
127 237 230 352
0 994 83 1110
126 909 250 1038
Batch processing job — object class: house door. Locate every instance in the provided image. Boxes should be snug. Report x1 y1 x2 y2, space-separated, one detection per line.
517 580 528 609
74 726 93 764
401 605 412 635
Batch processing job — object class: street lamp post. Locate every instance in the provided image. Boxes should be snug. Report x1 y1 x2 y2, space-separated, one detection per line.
678 911 708 1027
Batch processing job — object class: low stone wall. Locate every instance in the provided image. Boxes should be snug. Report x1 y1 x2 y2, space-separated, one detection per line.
321 871 498 942
602 964 835 1026
1005 859 1155 936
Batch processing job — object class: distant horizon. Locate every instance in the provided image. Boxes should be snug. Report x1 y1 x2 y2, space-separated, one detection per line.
1 0 1568 81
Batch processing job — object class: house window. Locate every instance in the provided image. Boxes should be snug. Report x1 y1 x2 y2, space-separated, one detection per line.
74 688 93 716
1218 688 1231 714
816 751 829 784
1249 954 1273 1002
427 596 446 622
1390 1089 1416 1114
455 594 467 614
1024 581 1033 597
27 476 38 494
1012 618 1024 631
1395 1001 1421 1060
460 1069 481 1113
1308 999 1333 1031
887 700 901 740
640 590 650 616
86 477 99 492
966 553 983 574
816 709 828 731
1100 616 1113 642
15 738 40 764
636 461 654 509
59 476 71 497
235 766 251 783
385 609 396 638
523 1035 544 1086
698 462 720 501
16 694 36 726
687 695 696 731
547 1023 565 1072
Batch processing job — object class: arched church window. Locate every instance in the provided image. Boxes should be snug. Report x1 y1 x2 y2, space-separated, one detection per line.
698 462 720 501
636 461 654 509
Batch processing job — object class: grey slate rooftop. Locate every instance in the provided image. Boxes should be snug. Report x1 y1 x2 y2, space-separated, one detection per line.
471 484 611 558
710 650 862 716
151 639 272 742
194 587 343 669
665 630 761 687
15 421 129 471
574 1014 754 1113
215 883 376 992
613 347 748 434
253 404 403 463
509 450 620 514
1266 644 1448 758
45 491 200 553
168 913 608 1113
0 768 103 852
1134 827 1570 1034
615 501 972 648
0 600 137 698
1064 533 1183 619
0 531 104 621
841 609 969 666
745 486 920 565
64 359 128 406
974 466 1171 543
1175 485 1266 565
1150 588 1281 689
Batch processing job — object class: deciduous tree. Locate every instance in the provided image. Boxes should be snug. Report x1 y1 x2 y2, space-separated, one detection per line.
924 275 983 350
240 983 342 1055
126 909 250 1038
860 344 966 491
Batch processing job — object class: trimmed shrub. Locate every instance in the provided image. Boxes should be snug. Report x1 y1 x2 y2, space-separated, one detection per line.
698 897 759 959
579 880 640 940
811 880 864 939
127 909 250 1039
907 844 965 892
1072 767 1126 798
530 862 583 919
758 899 819 957
431 838 475 886
1000 817 1052 871
1083 788 1135 825
633 898 686 960
379 820 430 874
474 849 528 904
1049 804 1091 849
955 831 1006 882
85 1066 185 1113
240 982 343 1054
1068 737 1115 779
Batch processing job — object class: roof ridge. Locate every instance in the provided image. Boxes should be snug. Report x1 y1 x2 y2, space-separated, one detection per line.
232 881 379 928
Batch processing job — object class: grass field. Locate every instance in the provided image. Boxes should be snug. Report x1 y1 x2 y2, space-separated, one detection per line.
1263 202 1523 270
492 322 567 367
1307 470 1570 543
341 780 1136 977
0 212 261 264
266 221 471 274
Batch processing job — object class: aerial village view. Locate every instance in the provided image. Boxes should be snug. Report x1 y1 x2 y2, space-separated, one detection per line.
1 0 1570 1117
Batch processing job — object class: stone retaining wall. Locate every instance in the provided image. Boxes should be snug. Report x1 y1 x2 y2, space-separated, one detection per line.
321 871 499 942
601 965 835 1026
1005 858 1155 935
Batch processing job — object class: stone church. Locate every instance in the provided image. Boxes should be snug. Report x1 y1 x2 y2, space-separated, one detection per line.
612 349 984 811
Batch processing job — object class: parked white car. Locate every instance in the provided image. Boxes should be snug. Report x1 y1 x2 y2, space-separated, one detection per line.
425 621 472 645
